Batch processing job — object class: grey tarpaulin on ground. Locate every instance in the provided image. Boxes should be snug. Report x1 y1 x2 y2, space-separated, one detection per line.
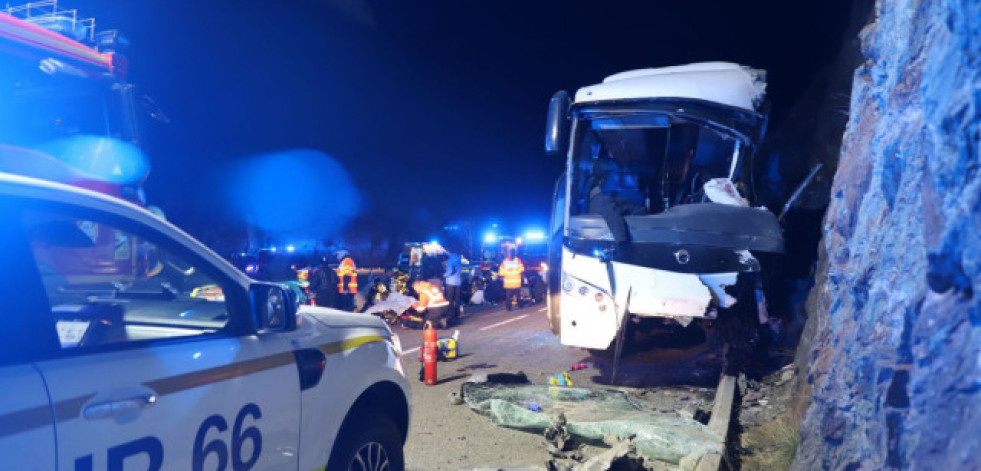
462 384 724 465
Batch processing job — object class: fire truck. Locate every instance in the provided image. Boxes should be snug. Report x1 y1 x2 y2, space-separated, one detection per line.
476 234 548 305
479 233 548 274
0 1 158 286
0 1 147 199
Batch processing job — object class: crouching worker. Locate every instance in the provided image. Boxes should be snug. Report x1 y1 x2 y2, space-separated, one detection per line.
412 280 451 329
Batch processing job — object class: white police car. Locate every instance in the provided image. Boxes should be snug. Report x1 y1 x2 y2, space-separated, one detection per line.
0 173 410 470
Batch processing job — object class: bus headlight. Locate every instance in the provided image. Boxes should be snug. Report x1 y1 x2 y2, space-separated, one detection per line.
562 273 575 293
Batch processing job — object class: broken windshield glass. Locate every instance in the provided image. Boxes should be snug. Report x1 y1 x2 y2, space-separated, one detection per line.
570 113 746 221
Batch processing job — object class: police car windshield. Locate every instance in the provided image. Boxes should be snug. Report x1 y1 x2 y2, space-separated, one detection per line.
25 211 231 344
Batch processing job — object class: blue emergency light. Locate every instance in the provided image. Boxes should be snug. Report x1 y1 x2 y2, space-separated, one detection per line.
524 230 546 241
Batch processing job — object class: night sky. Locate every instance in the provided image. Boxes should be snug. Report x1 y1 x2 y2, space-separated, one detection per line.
80 0 855 248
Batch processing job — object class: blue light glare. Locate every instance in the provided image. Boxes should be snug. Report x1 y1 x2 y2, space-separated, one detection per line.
286 245 295 252
225 149 362 238
37 135 150 184
484 232 498 243
524 230 546 241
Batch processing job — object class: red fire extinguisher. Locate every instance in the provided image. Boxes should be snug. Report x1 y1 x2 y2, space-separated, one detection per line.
422 322 437 385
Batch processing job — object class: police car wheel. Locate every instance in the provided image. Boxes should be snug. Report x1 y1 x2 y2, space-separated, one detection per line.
328 413 404 471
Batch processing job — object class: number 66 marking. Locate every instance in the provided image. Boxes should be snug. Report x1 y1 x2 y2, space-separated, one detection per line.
193 403 263 471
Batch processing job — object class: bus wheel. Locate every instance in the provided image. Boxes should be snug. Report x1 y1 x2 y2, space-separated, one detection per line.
546 292 561 335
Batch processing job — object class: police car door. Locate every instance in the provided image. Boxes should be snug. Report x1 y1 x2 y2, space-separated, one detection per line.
0 201 57 470
19 203 301 471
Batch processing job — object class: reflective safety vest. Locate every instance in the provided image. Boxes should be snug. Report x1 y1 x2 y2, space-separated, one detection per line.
498 257 525 289
336 257 358 294
412 281 449 312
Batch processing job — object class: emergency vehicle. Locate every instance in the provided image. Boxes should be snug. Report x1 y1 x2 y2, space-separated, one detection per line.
0 1 149 202
544 63 784 354
0 2 162 294
479 234 548 274
396 241 446 275
0 172 411 470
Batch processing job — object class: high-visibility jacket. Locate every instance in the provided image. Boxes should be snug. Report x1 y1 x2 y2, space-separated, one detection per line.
412 281 449 312
336 257 358 294
498 257 525 289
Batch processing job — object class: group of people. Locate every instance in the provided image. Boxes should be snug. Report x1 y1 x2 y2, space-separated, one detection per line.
305 249 534 328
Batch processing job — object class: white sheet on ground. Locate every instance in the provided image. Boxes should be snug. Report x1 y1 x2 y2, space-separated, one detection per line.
362 292 417 316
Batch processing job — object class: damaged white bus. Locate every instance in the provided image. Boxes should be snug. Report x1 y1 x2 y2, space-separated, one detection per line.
543 62 784 360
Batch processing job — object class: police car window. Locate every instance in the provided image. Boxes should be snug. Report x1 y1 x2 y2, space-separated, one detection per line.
22 209 230 349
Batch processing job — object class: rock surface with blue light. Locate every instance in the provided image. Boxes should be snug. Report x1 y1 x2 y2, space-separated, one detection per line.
793 0 981 469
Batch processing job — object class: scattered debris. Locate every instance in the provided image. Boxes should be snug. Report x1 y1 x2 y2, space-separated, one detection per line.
703 177 750 207
463 372 532 390
449 392 464 405
571 362 588 371
544 412 582 461
575 435 645 471
739 366 796 428
461 384 724 465
549 371 574 386
678 402 711 424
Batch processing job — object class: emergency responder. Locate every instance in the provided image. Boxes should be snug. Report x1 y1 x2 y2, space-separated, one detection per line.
443 252 462 316
368 276 390 306
391 268 410 294
309 256 340 308
335 250 358 310
498 250 525 311
411 280 451 329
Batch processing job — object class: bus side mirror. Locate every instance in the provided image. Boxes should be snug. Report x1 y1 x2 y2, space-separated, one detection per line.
545 90 570 157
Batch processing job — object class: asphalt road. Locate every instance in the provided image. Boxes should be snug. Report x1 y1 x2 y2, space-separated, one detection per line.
394 301 725 470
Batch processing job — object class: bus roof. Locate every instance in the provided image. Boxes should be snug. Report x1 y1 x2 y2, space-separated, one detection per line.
574 62 766 112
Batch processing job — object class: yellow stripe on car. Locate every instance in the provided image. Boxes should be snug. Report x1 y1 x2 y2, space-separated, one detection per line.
318 335 386 356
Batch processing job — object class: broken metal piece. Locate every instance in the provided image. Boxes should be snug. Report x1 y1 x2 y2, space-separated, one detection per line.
703 178 750 207
574 436 645 471
544 412 573 452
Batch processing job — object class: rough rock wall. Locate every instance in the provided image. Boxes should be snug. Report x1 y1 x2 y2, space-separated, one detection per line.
793 0 981 469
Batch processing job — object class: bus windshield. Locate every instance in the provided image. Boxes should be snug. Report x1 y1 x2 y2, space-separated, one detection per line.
569 112 744 218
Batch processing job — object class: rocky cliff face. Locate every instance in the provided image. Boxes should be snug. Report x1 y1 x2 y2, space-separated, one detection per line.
793 0 981 469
